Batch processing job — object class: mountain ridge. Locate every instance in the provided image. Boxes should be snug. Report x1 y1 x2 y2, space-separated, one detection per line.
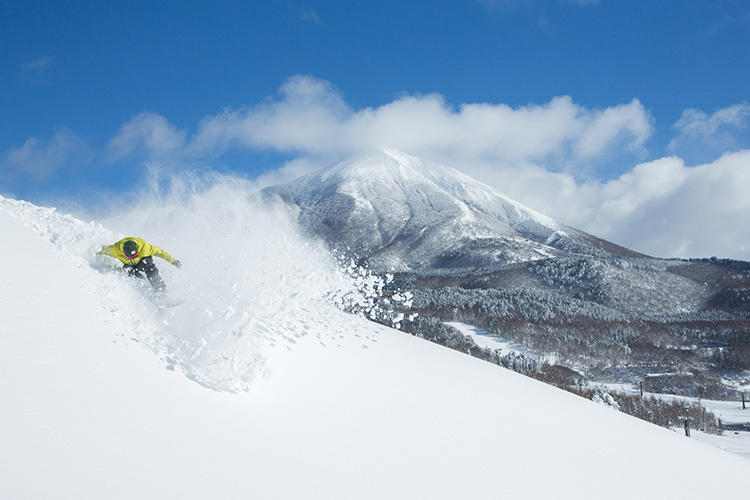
262 149 646 274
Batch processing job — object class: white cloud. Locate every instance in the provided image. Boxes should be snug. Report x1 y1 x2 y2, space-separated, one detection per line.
2 129 91 181
673 103 750 137
107 112 187 161
189 77 349 156
573 99 652 158
187 75 651 170
668 103 750 161
603 151 750 259
462 151 750 259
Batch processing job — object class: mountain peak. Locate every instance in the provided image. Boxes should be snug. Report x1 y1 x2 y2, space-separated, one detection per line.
322 148 450 183
263 151 637 272
323 149 557 224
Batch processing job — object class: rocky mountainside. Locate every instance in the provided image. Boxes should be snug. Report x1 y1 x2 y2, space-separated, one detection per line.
262 150 750 398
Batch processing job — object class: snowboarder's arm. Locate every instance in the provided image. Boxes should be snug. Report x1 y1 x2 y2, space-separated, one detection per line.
149 245 177 265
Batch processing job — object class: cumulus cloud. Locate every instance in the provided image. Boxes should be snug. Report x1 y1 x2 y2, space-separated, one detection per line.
186 75 651 171
1 129 92 181
668 103 750 162
189 76 349 156
463 151 750 259
674 103 750 137
107 112 187 161
573 100 652 158
600 151 750 259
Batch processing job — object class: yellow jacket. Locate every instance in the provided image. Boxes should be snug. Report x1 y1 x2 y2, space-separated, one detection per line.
97 237 176 266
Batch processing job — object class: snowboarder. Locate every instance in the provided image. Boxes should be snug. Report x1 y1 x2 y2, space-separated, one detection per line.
97 237 181 290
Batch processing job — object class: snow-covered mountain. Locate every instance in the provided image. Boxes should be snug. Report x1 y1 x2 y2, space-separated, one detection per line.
262 149 641 273
262 150 750 399
2 192 749 499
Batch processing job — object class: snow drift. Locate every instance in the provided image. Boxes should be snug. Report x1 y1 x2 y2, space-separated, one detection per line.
1 187 748 500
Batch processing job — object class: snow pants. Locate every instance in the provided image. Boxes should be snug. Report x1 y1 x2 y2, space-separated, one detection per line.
124 256 166 290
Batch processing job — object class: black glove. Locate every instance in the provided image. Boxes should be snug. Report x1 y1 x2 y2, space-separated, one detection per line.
172 259 182 269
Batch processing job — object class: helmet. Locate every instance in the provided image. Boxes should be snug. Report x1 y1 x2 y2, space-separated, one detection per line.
122 239 139 259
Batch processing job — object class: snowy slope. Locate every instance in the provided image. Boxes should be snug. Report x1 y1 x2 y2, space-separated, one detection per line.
262 149 641 272
1 192 749 500
257 151 750 398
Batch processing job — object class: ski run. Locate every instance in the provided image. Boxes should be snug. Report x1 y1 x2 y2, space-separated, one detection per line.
1 190 748 500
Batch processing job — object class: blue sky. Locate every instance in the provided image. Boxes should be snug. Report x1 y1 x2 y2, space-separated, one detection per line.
2 0 750 258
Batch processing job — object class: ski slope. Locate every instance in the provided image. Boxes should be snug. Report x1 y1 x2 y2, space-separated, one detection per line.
1 190 748 500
